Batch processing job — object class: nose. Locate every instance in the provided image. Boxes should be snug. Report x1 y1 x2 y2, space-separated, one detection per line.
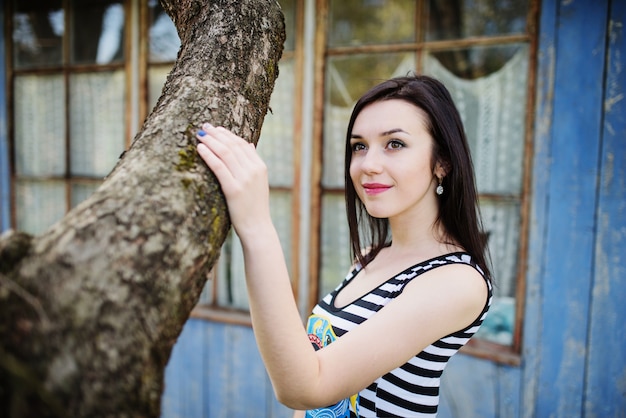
359 148 383 174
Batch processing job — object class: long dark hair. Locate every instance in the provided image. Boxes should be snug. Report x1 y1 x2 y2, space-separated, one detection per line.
344 74 491 282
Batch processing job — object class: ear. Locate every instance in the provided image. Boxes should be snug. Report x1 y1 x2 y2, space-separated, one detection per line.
434 160 450 179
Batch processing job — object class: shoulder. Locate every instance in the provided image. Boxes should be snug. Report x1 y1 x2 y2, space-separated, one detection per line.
416 258 488 299
400 258 489 330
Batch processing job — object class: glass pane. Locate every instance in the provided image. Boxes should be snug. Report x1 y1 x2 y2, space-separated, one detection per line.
12 0 63 69
15 180 66 235
279 0 296 51
69 71 126 178
426 43 524 80
71 0 125 65
319 193 351 298
323 53 415 187
216 191 292 309
481 200 520 299
14 75 66 177
148 0 180 63
269 191 293 274
217 231 247 309
71 182 100 208
475 199 521 345
424 45 528 194
329 0 416 47
258 59 295 188
148 66 171 111
426 0 529 41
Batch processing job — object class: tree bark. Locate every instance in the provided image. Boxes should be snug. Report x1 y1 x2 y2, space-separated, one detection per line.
0 0 285 416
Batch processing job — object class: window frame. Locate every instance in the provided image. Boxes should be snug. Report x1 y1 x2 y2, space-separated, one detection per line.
3 0 539 365
307 0 540 365
5 0 134 234
189 0 305 324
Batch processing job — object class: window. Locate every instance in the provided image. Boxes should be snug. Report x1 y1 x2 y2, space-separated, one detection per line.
312 0 536 363
5 0 536 363
185 0 302 318
8 0 128 234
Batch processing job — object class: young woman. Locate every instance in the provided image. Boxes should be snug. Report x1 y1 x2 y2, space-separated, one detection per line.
196 74 492 417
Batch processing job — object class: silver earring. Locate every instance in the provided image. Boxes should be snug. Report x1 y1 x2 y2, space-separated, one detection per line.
436 178 444 195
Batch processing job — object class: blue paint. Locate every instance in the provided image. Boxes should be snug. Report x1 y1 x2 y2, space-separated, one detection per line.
161 319 206 417
536 1 609 417
585 0 626 415
163 319 292 418
521 0 559 416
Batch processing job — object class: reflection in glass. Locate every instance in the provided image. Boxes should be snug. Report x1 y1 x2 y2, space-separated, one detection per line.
427 44 524 80
280 0 296 51
424 45 529 346
71 182 100 208
326 53 415 107
12 0 63 69
15 180 66 235
329 0 416 47
71 0 125 65
424 45 528 194
148 0 180 63
320 194 351 298
426 0 528 41
217 191 292 310
258 59 295 187
476 200 520 345
69 71 126 177
148 66 170 110
323 53 415 188
14 75 66 177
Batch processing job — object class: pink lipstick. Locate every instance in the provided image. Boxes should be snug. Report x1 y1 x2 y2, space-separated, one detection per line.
362 183 391 195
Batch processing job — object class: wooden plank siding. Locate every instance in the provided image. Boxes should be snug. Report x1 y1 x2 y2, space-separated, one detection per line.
585 0 626 415
521 0 559 415
0 0 623 416
160 1 626 417
534 0 610 416
162 319 292 418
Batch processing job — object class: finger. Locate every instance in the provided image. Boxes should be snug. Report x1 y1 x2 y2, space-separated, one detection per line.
196 143 239 195
196 125 260 175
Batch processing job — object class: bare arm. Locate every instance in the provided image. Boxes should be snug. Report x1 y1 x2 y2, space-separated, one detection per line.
196 125 488 410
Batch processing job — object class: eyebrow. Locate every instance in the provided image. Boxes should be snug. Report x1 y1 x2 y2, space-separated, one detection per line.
350 128 408 139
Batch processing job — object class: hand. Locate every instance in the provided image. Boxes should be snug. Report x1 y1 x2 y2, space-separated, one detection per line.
196 123 271 238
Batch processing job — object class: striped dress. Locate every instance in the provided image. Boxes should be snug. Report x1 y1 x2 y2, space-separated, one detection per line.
304 252 492 418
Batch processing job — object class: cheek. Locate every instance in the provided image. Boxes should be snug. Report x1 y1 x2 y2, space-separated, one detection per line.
349 161 359 182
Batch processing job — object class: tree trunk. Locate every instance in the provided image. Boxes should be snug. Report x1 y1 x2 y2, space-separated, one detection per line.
0 0 285 416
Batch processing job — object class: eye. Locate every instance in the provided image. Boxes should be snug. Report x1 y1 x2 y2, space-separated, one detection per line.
351 142 367 153
387 139 405 150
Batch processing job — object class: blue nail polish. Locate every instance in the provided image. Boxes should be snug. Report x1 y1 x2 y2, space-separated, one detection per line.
197 130 206 137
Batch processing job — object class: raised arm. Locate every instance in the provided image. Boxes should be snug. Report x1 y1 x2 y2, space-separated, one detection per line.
195 124 488 410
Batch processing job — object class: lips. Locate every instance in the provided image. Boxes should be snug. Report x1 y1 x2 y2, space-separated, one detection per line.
362 182 391 195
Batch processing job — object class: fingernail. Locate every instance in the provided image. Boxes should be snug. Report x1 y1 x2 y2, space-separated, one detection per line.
202 122 213 130
197 130 206 137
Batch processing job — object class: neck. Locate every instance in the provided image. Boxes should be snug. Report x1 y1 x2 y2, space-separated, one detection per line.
387 208 456 257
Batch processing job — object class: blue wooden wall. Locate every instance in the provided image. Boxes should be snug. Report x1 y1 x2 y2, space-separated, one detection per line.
0 0 622 416
586 0 626 415
161 319 292 418
162 1 626 417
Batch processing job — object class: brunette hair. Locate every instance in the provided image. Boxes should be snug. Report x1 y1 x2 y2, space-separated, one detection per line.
344 74 491 281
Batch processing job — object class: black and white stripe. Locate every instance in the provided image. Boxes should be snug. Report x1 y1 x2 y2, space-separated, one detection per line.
310 252 492 417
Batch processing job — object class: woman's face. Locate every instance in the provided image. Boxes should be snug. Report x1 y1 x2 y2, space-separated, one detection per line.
349 99 442 223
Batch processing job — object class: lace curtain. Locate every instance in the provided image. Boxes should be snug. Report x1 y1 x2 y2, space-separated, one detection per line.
424 48 528 345
320 49 528 344
14 71 126 235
